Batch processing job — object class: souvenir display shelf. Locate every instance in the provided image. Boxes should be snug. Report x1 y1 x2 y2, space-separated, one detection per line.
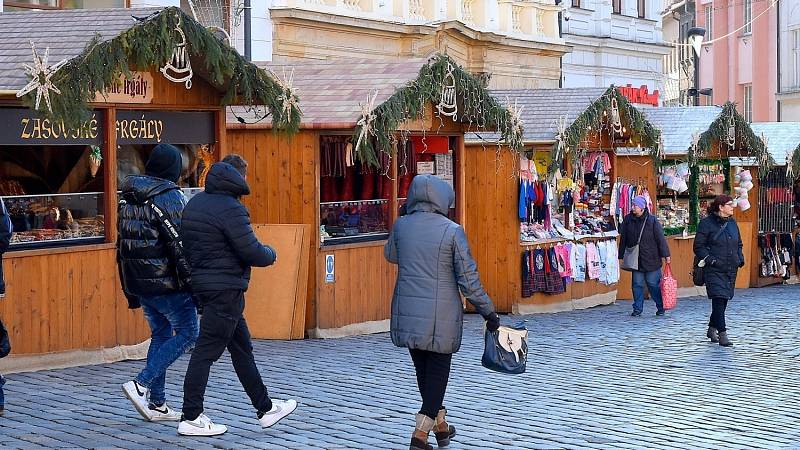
320 199 389 245
5 191 105 248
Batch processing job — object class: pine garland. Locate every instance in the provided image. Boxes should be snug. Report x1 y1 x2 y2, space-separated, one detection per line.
351 54 524 167
790 143 800 180
690 102 771 174
18 7 301 134
550 85 661 175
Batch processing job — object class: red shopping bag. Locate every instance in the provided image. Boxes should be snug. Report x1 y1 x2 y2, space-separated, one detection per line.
661 263 678 310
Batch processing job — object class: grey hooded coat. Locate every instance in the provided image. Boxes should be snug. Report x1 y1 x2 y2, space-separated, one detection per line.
385 175 496 354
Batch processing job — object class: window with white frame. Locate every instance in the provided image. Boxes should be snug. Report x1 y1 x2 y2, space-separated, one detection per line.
743 0 752 34
743 84 753 122
705 5 713 40
793 29 800 89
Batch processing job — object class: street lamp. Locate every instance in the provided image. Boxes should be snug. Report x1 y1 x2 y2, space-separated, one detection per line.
687 27 706 106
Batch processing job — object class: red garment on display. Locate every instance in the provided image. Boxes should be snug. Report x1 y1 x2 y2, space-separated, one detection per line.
340 166 357 201
320 176 337 203
410 136 449 154
360 173 376 200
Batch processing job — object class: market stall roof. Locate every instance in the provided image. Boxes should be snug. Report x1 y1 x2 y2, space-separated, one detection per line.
227 58 429 129
0 8 158 91
0 7 300 132
228 53 524 167
638 106 723 155
749 122 800 164
464 87 608 144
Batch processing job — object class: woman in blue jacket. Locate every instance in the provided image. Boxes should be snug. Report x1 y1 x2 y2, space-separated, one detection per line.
693 195 744 347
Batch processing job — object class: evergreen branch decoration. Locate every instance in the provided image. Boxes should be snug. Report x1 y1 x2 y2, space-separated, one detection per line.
689 102 772 174
351 54 524 167
19 7 301 134
549 85 661 176
791 143 800 180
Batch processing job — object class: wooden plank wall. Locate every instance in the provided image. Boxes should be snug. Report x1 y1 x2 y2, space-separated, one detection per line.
462 145 519 312
315 243 395 330
226 129 398 332
0 247 149 355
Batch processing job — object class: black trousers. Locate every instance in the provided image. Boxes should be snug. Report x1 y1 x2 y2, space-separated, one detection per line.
182 290 271 421
709 297 729 332
409 349 452 420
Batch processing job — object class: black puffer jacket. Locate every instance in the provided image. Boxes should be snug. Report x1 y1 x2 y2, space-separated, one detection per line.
180 162 276 294
117 175 191 308
693 213 744 300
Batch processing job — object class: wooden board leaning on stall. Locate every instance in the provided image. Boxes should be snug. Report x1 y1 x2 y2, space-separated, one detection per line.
243 224 310 340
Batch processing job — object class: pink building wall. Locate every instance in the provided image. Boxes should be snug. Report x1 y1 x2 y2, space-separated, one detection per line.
699 0 777 121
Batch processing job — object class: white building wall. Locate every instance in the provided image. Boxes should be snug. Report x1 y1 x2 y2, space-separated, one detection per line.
779 0 800 120
563 0 668 96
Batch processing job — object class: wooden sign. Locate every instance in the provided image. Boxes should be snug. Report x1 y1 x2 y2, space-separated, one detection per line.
94 72 154 104
0 107 102 145
116 110 215 144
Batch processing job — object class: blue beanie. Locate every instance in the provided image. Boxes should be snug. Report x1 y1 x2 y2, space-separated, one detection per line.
632 195 647 210
145 143 182 183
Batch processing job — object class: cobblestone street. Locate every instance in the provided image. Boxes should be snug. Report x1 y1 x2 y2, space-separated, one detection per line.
1 286 800 449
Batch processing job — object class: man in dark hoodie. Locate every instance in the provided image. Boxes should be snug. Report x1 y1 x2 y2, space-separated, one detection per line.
117 144 199 422
177 155 296 437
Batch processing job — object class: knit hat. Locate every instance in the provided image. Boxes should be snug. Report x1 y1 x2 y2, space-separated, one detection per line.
632 195 647 210
145 144 183 183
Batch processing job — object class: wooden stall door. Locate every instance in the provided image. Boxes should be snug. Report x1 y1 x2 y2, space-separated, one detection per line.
243 224 310 340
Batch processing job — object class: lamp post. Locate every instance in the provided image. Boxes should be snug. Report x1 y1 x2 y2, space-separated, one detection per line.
687 26 706 106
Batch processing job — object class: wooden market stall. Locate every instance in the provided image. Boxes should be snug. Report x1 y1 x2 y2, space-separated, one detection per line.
748 122 800 285
638 103 772 295
0 7 299 363
226 55 523 337
464 87 662 314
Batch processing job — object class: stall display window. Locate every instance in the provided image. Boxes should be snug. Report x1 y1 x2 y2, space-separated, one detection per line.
1 144 106 248
319 135 392 244
690 160 730 224
656 161 691 234
573 151 615 236
117 143 214 201
396 135 457 221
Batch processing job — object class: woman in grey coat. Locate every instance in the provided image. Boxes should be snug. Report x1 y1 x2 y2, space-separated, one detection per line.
385 175 500 450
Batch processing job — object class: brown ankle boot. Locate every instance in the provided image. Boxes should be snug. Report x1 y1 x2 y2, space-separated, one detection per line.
434 408 456 447
707 326 719 343
410 413 434 450
718 331 733 347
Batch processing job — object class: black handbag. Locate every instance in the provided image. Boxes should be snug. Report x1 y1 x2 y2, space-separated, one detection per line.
0 319 10 358
482 322 528 375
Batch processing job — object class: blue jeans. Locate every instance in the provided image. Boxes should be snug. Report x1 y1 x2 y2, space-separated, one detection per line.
0 373 5 406
632 268 664 313
137 292 199 405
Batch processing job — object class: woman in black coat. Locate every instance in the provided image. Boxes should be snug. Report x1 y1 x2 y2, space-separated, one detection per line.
693 195 744 347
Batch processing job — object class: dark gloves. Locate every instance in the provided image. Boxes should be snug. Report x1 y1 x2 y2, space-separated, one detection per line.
485 312 500 332
739 260 745 268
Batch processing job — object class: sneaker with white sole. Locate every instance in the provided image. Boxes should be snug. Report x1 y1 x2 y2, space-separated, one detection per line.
257 399 297 428
178 413 228 436
122 380 153 421
149 402 182 422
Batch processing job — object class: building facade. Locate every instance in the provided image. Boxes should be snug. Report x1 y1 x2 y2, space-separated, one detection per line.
0 0 568 89
662 0 697 106
697 0 778 122
562 0 670 96
778 0 800 121
266 0 569 89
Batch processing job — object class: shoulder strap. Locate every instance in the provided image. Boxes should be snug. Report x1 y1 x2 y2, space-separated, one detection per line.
145 199 181 242
635 216 647 245
712 221 729 242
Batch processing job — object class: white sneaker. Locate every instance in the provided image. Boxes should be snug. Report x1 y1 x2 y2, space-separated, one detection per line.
257 399 297 428
122 380 153 421
149 402 182 422
178 413 228 436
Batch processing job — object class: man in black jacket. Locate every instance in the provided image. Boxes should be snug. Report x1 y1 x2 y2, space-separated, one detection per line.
177 156 296 437
618 195 671 317
118 144 199 422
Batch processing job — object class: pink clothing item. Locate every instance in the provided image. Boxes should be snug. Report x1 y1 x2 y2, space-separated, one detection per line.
556 243 573 278
586 242 601 280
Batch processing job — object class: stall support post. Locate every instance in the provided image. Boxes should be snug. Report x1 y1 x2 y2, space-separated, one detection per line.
104 108 118 243
216 108 228 160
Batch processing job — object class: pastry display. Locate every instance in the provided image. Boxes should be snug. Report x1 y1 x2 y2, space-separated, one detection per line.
5 192 104 246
